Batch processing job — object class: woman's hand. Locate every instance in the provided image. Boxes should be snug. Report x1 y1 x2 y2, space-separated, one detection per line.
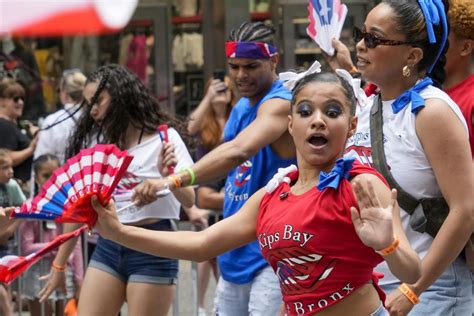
184 205 209 229
91 195 122 241
323 38 355 72
205 79 228 101
133 178 170 205
38 268 66 303
385 288 414 316
350 179 396 251
158 141 177 177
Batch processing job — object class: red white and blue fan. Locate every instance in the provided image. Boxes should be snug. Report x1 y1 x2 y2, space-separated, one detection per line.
0 226 87 284
13 144 133 227
307 0 348 56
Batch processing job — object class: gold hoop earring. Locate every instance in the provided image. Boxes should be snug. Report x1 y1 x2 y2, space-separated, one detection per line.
402 65 411 77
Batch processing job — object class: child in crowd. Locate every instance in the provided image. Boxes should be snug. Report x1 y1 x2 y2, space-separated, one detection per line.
0 148 25 316
20 154 83 316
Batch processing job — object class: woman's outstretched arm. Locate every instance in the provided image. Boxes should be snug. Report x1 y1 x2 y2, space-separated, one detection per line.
93 189 265 262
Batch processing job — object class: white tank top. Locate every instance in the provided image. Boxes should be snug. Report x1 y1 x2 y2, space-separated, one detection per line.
345 85 467 285
114 128 194 224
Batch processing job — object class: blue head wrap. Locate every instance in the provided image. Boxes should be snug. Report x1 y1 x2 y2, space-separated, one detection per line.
417 0 448 73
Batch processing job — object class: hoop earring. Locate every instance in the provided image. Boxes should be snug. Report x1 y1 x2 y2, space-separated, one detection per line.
402 65 411 77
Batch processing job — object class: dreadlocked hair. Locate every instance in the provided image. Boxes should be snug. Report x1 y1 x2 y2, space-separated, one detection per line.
66 64 191 158
449 0 474 40
383 0 450 88
228 21 276 45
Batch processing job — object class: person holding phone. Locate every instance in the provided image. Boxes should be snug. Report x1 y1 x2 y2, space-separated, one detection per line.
187 71 238 315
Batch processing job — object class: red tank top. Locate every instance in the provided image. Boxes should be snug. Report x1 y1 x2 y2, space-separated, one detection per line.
257 160 387 315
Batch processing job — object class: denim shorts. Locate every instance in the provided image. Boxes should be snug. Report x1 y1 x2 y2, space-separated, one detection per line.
89 219 178 285
381 257 472 316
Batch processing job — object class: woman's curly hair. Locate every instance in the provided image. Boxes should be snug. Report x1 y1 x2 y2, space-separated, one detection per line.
449 0 474 39
66 64 191 158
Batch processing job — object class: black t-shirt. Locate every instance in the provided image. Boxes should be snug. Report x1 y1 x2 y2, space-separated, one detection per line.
0 118 32 182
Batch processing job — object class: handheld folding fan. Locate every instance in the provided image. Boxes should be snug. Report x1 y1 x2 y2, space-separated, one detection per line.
0 226 87 284
13 144 133 227
306 0 348 56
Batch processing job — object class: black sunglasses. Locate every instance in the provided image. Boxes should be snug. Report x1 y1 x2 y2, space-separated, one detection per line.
353 27 419 49
11 96 25 103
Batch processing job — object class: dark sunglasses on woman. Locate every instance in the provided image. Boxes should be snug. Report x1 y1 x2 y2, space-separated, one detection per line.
353 26 419 49
11 96 25 103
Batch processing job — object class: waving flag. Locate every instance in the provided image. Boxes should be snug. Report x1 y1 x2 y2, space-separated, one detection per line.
0 226 87 284
307 0 348 56
0 0 138 36
13 144 133 227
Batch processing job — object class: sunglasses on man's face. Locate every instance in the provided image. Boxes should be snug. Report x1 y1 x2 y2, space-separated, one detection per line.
353 27 418 49
11 96 25 103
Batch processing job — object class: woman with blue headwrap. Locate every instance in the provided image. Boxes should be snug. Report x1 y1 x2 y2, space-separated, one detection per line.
330 0 473 315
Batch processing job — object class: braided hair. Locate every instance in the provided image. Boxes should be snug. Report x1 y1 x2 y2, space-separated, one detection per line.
66 64 190 158
383 0 450 87
228 21 276 45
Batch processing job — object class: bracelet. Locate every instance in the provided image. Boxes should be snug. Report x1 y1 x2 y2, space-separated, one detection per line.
51 262 67 272
399 283 420 305
167 174 182 189
184 167 196 185
376 236 400 256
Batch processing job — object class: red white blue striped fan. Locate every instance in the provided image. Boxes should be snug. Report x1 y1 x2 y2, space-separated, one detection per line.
0 226 87 284
307 0 348 56
13 144 133 227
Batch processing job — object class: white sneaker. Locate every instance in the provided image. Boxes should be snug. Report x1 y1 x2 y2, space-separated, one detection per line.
198 307 207 316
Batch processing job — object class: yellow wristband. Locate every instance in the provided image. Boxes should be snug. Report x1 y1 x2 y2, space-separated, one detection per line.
376 236 400 256
399 283 420 305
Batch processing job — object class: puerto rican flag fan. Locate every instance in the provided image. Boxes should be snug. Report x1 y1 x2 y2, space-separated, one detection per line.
0 0 138 36
13 144 133 227
307 0 348 56
0 226 87 284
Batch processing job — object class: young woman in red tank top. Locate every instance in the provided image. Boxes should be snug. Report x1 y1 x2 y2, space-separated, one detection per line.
91 71 421 316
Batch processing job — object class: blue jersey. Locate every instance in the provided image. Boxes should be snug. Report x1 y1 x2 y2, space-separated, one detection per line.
218 80 296 284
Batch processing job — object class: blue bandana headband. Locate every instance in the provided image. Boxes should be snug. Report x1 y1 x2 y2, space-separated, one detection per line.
417 0 448 73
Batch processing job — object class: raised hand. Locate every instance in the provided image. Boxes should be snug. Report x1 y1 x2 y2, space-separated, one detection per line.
350 179 396 251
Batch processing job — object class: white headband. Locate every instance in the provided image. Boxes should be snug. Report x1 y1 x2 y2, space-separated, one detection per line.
279 60 322 91
335 69 367 108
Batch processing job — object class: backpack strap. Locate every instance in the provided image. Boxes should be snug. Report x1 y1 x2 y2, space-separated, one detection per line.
369 94 449 238
369 94 419 214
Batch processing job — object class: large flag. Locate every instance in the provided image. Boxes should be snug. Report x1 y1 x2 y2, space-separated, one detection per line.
306 0 348 56
0 0 138 36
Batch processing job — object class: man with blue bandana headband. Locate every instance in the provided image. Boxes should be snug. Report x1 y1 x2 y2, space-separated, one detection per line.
135 21 297 315
328 0 473 315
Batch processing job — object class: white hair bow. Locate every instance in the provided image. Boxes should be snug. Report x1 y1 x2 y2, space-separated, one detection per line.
279 60 322 91
264 164 298 193
335 69 368 108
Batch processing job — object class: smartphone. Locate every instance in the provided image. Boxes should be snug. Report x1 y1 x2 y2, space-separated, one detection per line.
213 69 226 81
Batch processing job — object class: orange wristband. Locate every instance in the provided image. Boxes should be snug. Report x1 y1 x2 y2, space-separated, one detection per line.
377 236 400 256
51 262 67 272
167 174 182 188
399 283 420 305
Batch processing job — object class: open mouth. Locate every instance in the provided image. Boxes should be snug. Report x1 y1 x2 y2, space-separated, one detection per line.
307 135 328 147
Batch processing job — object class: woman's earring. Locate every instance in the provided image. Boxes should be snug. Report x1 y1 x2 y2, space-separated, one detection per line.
402 65 411 77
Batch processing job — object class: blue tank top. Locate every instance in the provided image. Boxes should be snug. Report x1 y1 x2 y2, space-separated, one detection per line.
218 80 296 284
